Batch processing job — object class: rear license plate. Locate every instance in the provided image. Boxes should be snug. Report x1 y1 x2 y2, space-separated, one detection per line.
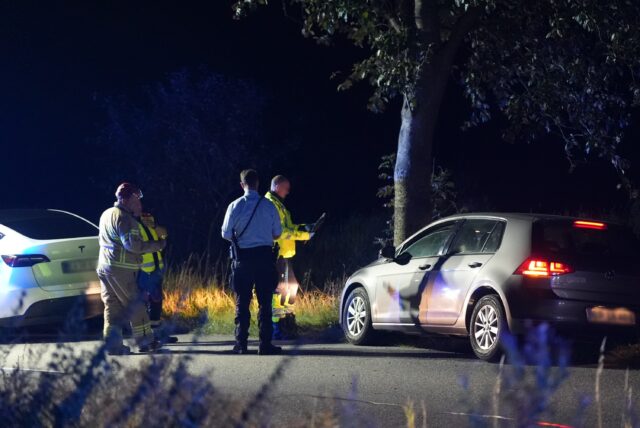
62 260 97 274
586 307 636 326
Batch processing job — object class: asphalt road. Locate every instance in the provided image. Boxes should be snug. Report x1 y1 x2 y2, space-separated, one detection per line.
1 332 638 427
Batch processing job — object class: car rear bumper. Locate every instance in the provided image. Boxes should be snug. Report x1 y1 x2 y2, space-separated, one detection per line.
508 294 640 340
0 285 103 326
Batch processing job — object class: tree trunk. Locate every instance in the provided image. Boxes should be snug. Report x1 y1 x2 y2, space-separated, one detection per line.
393 64 449 245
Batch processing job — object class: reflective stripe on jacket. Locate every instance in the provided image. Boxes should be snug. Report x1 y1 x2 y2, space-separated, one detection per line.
265 191 310 259
98 204 165 270
137 215 164 273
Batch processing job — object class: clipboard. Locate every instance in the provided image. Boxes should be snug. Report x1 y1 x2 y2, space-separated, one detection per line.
310 212 326 234
304 213 326 246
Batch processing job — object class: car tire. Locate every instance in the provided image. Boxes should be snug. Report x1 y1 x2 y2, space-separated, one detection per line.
342 287 376 345
469 295 507 361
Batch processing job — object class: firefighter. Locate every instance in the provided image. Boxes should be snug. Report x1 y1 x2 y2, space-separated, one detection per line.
221 169 283 355
97 183 166 355
266 175 315 339
135 211 178 344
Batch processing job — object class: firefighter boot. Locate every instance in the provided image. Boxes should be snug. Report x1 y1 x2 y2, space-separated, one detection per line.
152 321 179 344
107 345 131 356
138 339 164 353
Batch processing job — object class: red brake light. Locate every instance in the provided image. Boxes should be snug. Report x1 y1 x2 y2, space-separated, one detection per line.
516 258 573 277
549 262 572 274
574 220 607 230
519 259 550 276
2 254 50 268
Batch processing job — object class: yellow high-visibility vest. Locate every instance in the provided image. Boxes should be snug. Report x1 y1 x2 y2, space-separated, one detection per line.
265 191 310 259
137 214 164 273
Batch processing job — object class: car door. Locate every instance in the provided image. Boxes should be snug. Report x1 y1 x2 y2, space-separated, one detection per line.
424 219 504 325
374 221 459 325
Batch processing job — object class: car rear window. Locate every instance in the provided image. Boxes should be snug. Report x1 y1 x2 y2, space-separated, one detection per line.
532 219 640 260
1 211 98 240
482 221 506 253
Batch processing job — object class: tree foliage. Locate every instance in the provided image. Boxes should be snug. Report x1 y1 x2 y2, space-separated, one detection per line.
464 0 640 172
376 153 460 245
234 0 640 176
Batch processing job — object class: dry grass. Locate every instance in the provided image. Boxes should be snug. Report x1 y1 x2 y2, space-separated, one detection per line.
161 262 340 335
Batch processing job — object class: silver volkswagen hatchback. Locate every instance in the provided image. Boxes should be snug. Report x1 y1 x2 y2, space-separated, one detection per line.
340 213 640 360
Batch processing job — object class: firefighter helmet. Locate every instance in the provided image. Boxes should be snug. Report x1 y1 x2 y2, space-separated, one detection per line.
115 183 143 200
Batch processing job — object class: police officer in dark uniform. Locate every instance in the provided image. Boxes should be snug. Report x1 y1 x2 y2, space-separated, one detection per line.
221 169 283 355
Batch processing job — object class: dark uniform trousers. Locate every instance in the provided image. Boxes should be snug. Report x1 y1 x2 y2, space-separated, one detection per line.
231 246 278 346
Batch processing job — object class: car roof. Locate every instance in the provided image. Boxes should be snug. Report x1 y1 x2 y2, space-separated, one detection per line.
0 209 71 222
399 212 623 248
434 212 614 223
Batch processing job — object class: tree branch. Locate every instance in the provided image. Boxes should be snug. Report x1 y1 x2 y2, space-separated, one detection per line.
424 0 440 45
280 0 303 26
414 0 424 30
439 7 481 68
412 0 441 46
387 15 402 33
397 0 415 30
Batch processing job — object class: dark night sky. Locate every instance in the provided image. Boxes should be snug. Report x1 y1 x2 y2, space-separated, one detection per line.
0 0 636 227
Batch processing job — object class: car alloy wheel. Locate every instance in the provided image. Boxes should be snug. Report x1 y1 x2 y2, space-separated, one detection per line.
474 305 499 351
342 287 375 345
347 295 367 337
469 294 507 361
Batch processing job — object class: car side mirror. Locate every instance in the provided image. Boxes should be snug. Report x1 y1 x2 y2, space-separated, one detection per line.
379 245 396 259
395 252 412 266
379 245 412 266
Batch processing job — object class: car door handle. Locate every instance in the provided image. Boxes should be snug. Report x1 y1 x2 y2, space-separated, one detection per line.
419 264 432 270
468 262 483 268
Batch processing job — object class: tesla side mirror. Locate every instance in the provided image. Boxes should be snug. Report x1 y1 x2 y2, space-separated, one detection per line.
379 245 396 259
395 252 412 266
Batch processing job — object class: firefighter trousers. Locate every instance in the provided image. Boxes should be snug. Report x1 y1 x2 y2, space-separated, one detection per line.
97 266 153 349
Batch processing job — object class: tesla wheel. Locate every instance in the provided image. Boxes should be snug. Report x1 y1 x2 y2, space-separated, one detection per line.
469 295 507 361
343 287 376 345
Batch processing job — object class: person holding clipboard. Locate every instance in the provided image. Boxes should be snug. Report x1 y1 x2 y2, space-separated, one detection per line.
266 175 325 339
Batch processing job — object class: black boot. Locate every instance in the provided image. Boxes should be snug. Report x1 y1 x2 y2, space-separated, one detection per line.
138 340 163 353
153 325 179 344
232 342 249 354
282 314 299 339
107 344 131 356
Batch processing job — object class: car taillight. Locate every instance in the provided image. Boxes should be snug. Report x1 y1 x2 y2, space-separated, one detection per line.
1 254 50 268
516 258 573 277
574 220 607 230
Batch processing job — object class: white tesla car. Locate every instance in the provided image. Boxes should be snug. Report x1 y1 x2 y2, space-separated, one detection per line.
0 209 103 326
